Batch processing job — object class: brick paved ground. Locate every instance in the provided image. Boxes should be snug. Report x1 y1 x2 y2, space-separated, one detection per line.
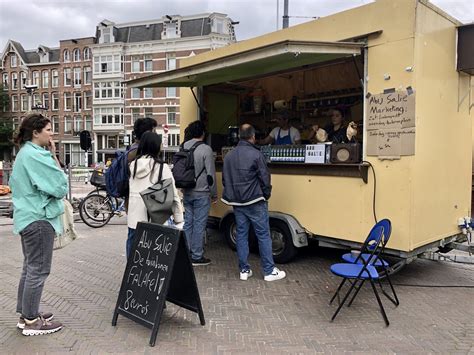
0 183 473 353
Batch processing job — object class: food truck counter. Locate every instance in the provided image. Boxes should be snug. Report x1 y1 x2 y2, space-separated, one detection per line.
216 143 369 182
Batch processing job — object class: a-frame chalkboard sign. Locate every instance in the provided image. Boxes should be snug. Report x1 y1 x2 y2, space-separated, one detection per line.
112 222 205 346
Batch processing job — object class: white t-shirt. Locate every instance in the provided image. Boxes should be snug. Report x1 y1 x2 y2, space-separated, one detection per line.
269 126 301 144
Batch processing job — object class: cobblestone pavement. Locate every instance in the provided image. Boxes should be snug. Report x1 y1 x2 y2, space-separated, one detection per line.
0 183 473 353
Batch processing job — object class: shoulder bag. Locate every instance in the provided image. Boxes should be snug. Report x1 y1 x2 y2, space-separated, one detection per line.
140 162 174 225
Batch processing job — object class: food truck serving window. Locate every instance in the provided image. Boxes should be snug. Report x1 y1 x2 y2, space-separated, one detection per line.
127 40 368 181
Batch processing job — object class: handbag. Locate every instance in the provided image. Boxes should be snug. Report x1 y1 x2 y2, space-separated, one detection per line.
140 162 175 225
54 199 78 250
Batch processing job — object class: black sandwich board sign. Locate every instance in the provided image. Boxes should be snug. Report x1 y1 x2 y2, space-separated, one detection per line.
112 222 205 346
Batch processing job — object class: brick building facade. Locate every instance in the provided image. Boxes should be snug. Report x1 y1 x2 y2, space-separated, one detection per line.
0 13 236 165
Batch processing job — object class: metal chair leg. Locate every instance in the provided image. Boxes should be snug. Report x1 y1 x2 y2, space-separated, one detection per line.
369 278 389 326
330 278 347 305
331 278 358 322
382 271 400 306
347 279 365 307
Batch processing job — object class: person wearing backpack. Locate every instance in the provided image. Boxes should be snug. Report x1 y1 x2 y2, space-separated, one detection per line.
128 132 183 257
177 120 217 266
125 117 157 256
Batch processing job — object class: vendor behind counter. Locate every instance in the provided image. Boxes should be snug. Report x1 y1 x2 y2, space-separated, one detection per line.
308 108 358 143
258 110 301 145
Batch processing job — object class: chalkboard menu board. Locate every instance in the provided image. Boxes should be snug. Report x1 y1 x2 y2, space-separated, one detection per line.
112 222 205 346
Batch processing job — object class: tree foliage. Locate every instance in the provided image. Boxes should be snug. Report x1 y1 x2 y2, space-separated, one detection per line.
0 84 13 146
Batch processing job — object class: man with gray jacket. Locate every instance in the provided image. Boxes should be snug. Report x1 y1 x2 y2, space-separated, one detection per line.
182 120 217 266
222 124 286 282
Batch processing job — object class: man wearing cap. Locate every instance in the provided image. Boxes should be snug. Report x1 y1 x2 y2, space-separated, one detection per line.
259 110 301 145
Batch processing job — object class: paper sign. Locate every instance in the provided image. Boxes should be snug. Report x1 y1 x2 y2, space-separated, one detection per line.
367 92 415 130
366 128 415 157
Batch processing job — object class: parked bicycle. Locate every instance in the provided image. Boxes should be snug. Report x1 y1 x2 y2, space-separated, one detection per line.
79 170 125 228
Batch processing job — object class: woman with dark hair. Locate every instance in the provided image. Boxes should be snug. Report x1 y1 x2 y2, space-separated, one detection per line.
127 132 183 257
308 108 358 143
10 113 68 336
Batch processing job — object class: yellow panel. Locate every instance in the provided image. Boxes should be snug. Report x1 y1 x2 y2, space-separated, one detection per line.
410 2 471 250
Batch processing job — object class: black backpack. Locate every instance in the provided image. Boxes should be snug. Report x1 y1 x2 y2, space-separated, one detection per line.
172 141 205 188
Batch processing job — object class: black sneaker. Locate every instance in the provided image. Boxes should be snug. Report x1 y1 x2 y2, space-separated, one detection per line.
192 257 211 266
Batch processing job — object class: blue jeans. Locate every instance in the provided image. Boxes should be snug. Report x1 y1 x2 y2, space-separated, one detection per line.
16 221 55 319
234 201 275 275
126 228 136 259
183 195 211 260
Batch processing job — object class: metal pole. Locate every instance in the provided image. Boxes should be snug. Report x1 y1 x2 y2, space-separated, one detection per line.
283 0 289 29
276 0 279 30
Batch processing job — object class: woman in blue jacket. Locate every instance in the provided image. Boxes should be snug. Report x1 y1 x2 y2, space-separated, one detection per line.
10 113 68 336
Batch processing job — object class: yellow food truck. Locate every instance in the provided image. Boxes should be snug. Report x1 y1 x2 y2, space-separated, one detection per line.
128 0 473 269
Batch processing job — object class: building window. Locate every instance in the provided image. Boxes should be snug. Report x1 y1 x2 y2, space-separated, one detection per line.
144 55 153 71
20 72 27 89
94 81 122 99
11 54 17 67
73 48 80 62
164 21 179 39
85 115 92 131
84 91 92 109
51 115 59 133
2 73 8 88
83 47 91 60
32 71 40 86
11 95 18 112
166 87 176 98
42 70 49 88
21 94 28 112
73 67 81 87
52 92 59 110
64 68 72 86
64 92 72 111
74 92 82 112
63 49 70 62
166 107 176 125
102 27 111 43
64 115 72 134
131 88 140 99
144 107 153 118
84 66 92 85
94 55 121 74
131 56 140 72
33 93 40 107
168 133 180 147
52 69 59 87
43 93 49 109
93 107 123 126
166 54 176 70
11 72 18 90
144 87 153 98
73 115 82 134
131 108 140 123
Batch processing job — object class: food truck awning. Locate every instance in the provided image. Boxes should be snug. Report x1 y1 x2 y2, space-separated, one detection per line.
126 40 364 88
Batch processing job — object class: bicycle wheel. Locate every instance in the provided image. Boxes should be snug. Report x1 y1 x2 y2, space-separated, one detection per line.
79 194 114 228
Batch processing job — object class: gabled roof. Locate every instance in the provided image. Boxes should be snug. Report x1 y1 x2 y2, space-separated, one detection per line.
1 39 60 67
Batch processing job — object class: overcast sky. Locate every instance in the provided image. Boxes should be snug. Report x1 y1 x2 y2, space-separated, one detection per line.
0 0 472 51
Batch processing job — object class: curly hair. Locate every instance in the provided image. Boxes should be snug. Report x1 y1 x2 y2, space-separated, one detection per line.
14 113 51 146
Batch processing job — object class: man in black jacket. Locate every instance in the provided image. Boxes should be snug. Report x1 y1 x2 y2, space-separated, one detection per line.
222 124 286 282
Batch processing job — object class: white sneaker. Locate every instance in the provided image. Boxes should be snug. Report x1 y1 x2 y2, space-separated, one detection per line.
240 269 253 281
264 267 286 282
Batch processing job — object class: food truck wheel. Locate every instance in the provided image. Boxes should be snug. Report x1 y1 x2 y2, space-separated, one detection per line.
223 215 258 251
270 219 297 264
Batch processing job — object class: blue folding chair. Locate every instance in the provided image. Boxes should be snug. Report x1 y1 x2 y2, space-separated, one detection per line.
340 219 399 308
329 226 392 326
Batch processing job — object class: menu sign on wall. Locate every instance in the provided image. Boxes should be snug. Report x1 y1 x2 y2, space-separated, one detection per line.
366 91 416 158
